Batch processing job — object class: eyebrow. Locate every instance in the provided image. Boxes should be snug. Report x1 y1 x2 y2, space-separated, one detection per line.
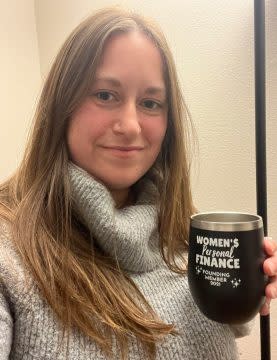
93 76 166 96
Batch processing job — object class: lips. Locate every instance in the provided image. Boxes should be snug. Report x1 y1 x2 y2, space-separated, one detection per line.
102 146 144 151
100 145 143 158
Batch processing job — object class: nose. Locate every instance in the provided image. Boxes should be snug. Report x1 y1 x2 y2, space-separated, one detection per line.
112 101 141 138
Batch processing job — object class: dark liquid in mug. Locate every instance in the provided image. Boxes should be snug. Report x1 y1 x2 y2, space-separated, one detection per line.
188 227 266 324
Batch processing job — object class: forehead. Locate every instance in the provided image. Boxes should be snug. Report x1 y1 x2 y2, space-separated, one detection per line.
95 31 165 84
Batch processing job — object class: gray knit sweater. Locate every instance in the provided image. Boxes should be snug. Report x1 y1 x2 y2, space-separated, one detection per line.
0 163 251 359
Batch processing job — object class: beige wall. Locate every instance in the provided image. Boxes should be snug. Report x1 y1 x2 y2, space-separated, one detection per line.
1 1 276 358
0 0 41 181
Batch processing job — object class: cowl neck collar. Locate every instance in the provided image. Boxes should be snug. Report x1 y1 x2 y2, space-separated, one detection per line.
68 162 163 272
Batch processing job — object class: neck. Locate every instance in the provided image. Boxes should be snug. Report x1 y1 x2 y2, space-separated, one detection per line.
110 188 132 209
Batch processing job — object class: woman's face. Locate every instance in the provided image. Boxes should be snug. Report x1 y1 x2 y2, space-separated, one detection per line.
67 31 168 202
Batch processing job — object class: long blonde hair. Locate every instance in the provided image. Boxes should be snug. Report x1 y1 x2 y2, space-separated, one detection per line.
0 6 197 360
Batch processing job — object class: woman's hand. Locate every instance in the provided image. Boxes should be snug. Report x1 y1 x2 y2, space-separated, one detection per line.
260 237 277 315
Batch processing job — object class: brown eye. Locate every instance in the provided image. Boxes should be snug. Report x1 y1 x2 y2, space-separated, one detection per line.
96 91 115 101
142 100 161 110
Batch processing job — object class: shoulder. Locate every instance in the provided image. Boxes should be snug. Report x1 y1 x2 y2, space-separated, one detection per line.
0 221 21 268
0 221 31 298
0 221 17 266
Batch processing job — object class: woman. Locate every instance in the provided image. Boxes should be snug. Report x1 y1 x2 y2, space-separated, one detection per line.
0 6 276 360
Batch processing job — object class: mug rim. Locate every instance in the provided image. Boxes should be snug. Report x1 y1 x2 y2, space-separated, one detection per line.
190 211 263 231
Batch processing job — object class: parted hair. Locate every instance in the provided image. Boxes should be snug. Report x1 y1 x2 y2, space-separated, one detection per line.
0 6 197 360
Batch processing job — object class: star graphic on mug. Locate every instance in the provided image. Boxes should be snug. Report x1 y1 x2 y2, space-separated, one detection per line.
195 266 202 275
231 278 241 288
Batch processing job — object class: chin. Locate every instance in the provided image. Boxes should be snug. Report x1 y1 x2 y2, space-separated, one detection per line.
102 176 143 190
104 181 136 191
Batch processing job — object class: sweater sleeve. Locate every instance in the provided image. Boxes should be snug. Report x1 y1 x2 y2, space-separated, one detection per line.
229 319 254 338
0 283 13 359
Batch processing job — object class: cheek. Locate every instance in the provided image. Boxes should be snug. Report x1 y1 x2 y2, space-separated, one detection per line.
68 109 108 144
145 117 167 149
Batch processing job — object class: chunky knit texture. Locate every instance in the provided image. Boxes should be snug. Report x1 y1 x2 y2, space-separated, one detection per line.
0 162 251 359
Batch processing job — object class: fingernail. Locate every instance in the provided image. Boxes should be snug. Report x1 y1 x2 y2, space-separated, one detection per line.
260 305 269 316
263 301 270 314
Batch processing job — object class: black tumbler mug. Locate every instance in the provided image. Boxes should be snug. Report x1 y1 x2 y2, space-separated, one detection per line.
188 212 267 324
